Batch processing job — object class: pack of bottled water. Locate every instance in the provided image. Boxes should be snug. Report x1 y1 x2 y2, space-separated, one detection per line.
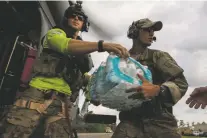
88 53 153 111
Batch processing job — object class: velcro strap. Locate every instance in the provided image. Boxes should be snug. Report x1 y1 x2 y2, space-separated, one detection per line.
14 99 29 108
14 99 53 114
36 100 53 114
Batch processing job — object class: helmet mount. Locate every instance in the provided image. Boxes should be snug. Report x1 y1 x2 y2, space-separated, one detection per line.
63 1 90 32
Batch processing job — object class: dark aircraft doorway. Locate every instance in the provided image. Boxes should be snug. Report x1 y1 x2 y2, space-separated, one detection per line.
0 1 41 113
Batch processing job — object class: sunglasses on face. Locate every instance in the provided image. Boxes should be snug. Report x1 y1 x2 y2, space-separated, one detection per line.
142 28 154 33
69 14 85 21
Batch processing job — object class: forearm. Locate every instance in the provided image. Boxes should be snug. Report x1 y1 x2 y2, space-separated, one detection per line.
46 28 100 55
159 74 188 107
67 39 99 55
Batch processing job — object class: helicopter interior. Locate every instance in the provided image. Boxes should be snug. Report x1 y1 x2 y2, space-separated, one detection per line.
0 1 43 108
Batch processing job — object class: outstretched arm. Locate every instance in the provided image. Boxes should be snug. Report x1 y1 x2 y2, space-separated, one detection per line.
186 87 207 109
44 28 129 57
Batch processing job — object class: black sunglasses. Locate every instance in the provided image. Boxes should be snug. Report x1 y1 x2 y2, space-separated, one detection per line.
142 28 154 32
69 14 85 21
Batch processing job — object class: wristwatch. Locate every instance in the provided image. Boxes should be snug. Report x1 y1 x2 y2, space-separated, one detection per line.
158 85 173 104
159 85 168 97
98 40 104 52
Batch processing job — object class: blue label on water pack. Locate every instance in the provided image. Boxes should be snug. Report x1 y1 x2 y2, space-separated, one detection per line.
88 54 153 103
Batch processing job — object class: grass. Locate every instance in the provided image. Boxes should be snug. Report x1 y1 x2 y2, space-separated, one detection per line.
182 136 205 138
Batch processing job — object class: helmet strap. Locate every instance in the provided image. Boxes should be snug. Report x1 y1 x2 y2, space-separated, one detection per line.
63 25 80 39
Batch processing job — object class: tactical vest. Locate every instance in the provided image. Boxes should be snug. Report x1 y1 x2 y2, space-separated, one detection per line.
138 49 164 85
31 28 93 93
32 48 76 83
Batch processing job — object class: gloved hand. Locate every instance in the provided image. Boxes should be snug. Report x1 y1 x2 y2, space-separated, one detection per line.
186 86 207 109
126 74 160 100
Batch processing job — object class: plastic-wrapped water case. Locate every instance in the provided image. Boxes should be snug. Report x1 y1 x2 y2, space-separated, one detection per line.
88 53 153 111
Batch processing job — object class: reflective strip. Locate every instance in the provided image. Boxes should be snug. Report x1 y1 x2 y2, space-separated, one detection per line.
29 77 72 96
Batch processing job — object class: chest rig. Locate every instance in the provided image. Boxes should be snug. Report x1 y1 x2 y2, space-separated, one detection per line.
32 48 79 85
137 49 164 85
32 28 93 93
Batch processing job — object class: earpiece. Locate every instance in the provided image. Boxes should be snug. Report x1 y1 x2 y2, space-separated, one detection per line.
127 21 139 39
127 20 157 42
152 36 156 42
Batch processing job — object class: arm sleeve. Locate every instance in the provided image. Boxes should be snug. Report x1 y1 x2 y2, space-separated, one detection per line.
44 28 72 54
154 51 189 106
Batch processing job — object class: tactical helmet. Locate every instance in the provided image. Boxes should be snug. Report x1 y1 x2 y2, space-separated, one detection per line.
62 1 90 32
127 18 163 39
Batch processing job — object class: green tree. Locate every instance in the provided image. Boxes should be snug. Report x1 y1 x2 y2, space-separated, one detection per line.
201 121 206 125
179 120 185 127
186 122 190 127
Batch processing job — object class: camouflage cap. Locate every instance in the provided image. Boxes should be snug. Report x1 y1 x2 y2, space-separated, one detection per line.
135 18 163 31
127 18 163 39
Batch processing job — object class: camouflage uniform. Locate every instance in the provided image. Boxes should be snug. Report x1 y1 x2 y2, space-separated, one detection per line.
0 27 92 138
0 1 94 137
112 19 188 138
0 88 73 138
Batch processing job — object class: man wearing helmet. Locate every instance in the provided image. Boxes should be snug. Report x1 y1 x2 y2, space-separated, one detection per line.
112 18 188 138
0 2 129 138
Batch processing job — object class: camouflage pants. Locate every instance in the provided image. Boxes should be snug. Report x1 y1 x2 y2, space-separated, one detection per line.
112 111 181 138
0 87 73 138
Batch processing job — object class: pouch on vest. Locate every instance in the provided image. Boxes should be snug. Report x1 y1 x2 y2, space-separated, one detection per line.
88 53 153 111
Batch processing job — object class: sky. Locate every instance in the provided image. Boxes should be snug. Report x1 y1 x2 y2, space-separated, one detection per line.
74 0 207 125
